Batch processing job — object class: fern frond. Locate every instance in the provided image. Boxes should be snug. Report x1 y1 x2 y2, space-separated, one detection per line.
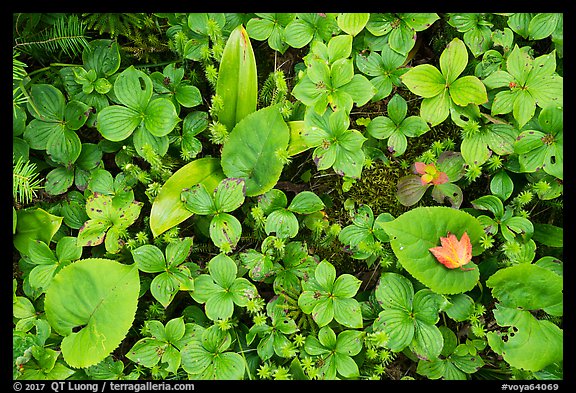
82 13 146 38
13 155 43 205
14 15 89 60
13 51 27 82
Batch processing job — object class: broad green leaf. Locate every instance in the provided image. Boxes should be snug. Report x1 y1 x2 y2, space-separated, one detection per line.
440 38 468 84
330 58 354 88
127 338 164 368
265 209 299 239
486 264 563 312
132 244 166 273
150 272 181 308
114 66 153 111
337 14 369 37
46 128 82 166
214 178 246 213
449 76 488 106
420 89 451 126
491 90 516 116
287 191 325 214
14 208 63 256
27 84 65 121
375 308 413 351
513 89 536 128
209 213 242 251
96 105 141 142
44 258 140 368
444 293 475 322
529 13 560 40
471 195 505 218
487 305 562 372
333 297 363 328
411 320 443 360
342 74 377 107
45 167 75 196
401 64 445 98
382 207 484 294
375 272 413 310
143 98 179 137
221 105 290 196
396 174 429 207
367 116 399 140
388 24 417 55
132 126 169 158
532 223 563 248
403 13 440 31
181 183 217 216
150 157 224 237
490 170 514 201
327 34 353 62
83 39 121 77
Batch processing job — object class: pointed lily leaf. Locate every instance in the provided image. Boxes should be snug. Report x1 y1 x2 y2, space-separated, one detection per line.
150 157 224 237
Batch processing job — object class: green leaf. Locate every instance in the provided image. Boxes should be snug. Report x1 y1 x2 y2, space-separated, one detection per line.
96 105 141 142
14 208 63 256
529 13 560 40
150 272 181 308
420 89 451 126
181 183 217 216
396 174 429 207
143 98 179 137
83 39 121 77
342 74 377 107
449 76 488 106
214 178 246 213
327 34 353 62
388 24 417 55
401 64 445 98
490 170 514 201
486 264 562 312
287 191 325 214
46 128 82 166
532 223 563 248
221 105 290 196
440 38 468 84
382 207 484 294
411 320 443 360
114 66 153 111
216 24 258 132
44 258 140 368
45 167 75 196
210 213 242 251
265 209 299 239
132 244 166 273
337 14 369 36
27 84 65 121
150 157 225 237
487 305 562 372
444 294 475 322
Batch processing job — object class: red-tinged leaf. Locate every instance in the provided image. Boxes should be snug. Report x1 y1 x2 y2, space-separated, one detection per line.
413 162 449 185
429 232 473 270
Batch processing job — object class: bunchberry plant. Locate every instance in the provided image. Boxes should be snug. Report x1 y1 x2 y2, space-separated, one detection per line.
482 45 563 128
181 177 246 253
12 12 564 382
366 93 430 156
401 37 488 126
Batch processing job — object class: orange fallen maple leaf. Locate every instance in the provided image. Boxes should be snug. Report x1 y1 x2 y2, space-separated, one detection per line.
429 231 474 271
